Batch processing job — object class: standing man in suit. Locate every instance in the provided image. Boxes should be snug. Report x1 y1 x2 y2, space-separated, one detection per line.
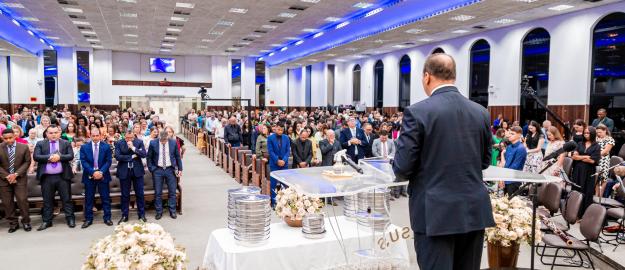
80 128 113 228
292 128 312 168
340 117 368 162
393 53 494 270
0 129 32 232
319 129 342 166
34 124 76 230
267 124 290 206
224 116 242 147
362 123 377 158
17 113 35 138
147 130 183 220
115 132 148 224
372 130 395 159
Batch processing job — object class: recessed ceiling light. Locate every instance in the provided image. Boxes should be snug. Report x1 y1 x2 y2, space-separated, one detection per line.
81 31 97 35
269 52 275 56
249 34 262 38
313 32 324 38
335 59 346 62
449 14 475 21
126 41 138 44
300 0 321 3
27 30 34 36
38 38 45 43
452 29 469 34
364 7 383 17
405 29 425 34
124 33 138 38
284 37 299 40
262 25 277 29
47 36 60 40
21 17 39 21
352 54 365 58
86 38 100 42
278 12 297 18
239 41 251 45
494 18 516 24
162 43 175 47
197 45 208 49
167 28 182 32
120 12 138 18
1 3 25 8
171 16 188 22
295 40 304 46
229 8 248 14
11 19 20 26
270 44 282 47
326 53 336 57
217 20 234 26
302 28 317 32
164 36 177 40
548 4 574 11
160 48 171 52
72 21 90 25
117 0 137 3
260 50 271 53
325 17 341 22
336 21 349 29
122 24 138 29
228 47 240 51
392 44 406 49
92 45 103 48
345 48 358 51
208 31 224 35
35 28 49 31
62 7 83 13
353 2 374 9
418 38 433 42
176 2 195 8
201 39 215 42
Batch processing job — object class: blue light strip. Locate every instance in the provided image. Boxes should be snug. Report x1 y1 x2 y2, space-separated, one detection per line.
0 5 55 55
260 0 481 66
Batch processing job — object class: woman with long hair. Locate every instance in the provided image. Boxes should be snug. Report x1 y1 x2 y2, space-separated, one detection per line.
492 128 506 166
33 115 51 139
571 127 601 218
241 121 251 147
255 124 270 158
76 125 88 142
572 119 587 144
62 122 77 142
523 120 545 174
543 126 565 176
596 124 615 195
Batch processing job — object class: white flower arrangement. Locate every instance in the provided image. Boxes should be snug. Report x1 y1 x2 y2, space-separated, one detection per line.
275 187 324 220
486 195 542 247
82 223 187 270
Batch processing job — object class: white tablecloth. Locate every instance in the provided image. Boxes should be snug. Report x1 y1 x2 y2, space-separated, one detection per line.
202 216 410 270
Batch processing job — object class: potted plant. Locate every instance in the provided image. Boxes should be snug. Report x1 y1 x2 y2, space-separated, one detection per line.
485 195 542 268
275 187 324 227
82 223 187 270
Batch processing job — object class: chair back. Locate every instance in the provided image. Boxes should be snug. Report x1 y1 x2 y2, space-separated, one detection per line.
562 157 573 177
618 144 625 159
564 191 583 225
539 182 562 213
580 203 606 241
615 176 625 199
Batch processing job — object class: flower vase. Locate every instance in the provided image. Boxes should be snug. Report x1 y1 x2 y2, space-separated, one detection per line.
283 217 303 227
487 241 520 268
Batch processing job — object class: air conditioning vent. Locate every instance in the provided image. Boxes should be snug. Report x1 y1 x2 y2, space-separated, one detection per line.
269 19 285 24
473 25 487 29
254 30 268 33
232 44 245 47
57 0 79 5
173 10 191 16
83 35 97 38
242 37 255 41
77 26 92 30
169 22 185 27
165 32 179 36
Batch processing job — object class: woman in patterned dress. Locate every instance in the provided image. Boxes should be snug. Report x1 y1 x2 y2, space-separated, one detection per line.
523 121 545 174
596 124 615 196
543 126 565 177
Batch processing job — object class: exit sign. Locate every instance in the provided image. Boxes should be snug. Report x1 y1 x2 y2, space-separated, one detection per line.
30 97 37 102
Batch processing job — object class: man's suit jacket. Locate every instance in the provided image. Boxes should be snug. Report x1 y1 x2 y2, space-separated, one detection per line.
0 142 31 185
80 141 113 183
17 119 35 136
339 127 368 161
33 139 75 181
319 139 342 166
392 86 494 237
363 132 378 158
147 139 183 173
267 133 290 171
114 138 147 179
292 139 312 166
592 117 615 132
371 138 396 158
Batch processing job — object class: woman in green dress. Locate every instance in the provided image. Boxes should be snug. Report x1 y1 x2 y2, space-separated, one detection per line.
492 128 506 166
61 122 77 143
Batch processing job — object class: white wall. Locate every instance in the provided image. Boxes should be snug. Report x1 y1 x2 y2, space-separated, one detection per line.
0 56 8 104
111 52 211 82
241 57 256 105
57 47 77 104
9 55 44 104
266 67 287 107
310 63 326 107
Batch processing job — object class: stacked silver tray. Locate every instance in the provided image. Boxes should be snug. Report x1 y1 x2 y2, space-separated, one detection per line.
356 188 391 231
227 186 261 231
233 194 271 247
343 195 358 220
302 213 325 239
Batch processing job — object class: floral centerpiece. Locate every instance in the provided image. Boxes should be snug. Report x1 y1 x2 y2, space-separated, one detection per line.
82 223 187 270
275 187 324 227
485 195 542 268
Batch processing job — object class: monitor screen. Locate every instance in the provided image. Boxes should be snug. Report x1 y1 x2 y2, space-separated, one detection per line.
150 58 176 73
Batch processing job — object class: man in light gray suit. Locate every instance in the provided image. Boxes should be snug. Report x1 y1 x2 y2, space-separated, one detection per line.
371 130 395 159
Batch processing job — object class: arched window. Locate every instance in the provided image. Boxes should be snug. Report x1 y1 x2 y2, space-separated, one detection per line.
469 39 490 108
520 28 550 124
432 47 445 54
374 60 384 108
398 55 411 109
353 64 361 103
590 12 625 131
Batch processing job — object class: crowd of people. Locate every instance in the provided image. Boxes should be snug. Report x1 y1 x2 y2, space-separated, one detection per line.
0 106 183 233
491 108 623 219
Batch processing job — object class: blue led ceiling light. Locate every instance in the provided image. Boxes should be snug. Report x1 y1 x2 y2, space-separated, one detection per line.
0 5 55 55
261 0 482 66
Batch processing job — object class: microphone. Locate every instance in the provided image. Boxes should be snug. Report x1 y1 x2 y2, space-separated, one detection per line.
341 155 364 174
542 141 577 161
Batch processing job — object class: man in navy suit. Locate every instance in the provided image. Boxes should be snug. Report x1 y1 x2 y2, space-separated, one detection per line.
266 124 290 206
17 113 35 137
115 132 148 224
340 117 368 162
147 130 183 220
393 54 494 270
80 128 114 228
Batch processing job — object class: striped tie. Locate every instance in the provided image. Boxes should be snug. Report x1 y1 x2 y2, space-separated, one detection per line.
8 145 15 174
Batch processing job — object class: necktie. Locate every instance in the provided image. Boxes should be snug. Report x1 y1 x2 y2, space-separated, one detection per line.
382 141 387 158
94 143 99 170
161 143 167 168
50 141 58 168
8 145 15 174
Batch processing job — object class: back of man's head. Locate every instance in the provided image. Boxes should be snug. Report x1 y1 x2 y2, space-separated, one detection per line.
423 53 456 81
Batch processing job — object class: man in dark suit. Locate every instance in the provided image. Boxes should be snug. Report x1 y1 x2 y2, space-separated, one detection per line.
17 113 35 138
80 128 114 228
362 123 378 158
147 130 183 220
393 53 494 270
224 116 242 147
115 132 148 224
0 129 32 232
319 129 342 166
292 128 312 168
33 125 76 230
339 117 368 162
267 124 290 205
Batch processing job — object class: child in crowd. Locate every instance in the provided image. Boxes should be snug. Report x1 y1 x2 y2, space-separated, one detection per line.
500 126 527 195
72 137 85 174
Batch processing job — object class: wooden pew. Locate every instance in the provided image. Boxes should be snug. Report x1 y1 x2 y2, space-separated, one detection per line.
241 153 254 186
261 158 270 196
251 156 262 188
235 149 252 183
222 142 230 171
